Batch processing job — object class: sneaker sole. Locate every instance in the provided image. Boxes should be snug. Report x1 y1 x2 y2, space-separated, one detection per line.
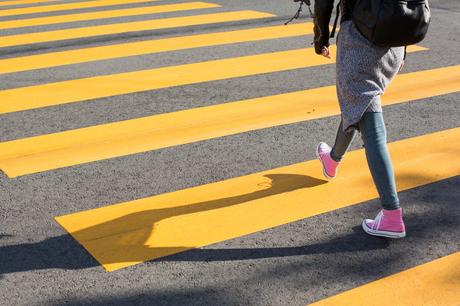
315 143 335 180
362 220 406 238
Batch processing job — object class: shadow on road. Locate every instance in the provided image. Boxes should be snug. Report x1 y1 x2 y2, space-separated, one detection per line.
59 173 327 269
0 176 458 277
44 195 459 306
158 225 390 263
1 173 327 274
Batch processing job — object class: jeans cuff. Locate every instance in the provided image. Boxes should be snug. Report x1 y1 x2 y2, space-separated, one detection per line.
330 149 342 162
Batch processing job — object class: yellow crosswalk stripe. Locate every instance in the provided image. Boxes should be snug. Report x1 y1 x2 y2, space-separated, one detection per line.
0 0 56 7
0 65 457 178
55 127 460 271
0 0 158 17
0 10 274 48
4 0 456 298
309 252 460 306
0 2 221 30
0 45 425 114
0 22 313 74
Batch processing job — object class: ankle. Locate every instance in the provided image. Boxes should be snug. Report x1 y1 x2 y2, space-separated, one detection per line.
383 207 402 215
382 208 404 223
329 149 342 162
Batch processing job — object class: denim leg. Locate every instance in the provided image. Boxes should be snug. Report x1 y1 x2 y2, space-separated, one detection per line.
359 112 400 210
330 119 356 162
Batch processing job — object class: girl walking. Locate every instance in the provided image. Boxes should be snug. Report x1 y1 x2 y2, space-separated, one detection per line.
313 0 406 238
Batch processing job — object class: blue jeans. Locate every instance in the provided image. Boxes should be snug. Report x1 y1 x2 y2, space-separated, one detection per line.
330 112 400 210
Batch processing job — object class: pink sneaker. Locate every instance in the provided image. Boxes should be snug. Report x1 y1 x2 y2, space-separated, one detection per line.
316 142 339 180
362 208 406 238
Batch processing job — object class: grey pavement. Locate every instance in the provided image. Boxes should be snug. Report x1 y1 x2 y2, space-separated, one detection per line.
0 0 459 305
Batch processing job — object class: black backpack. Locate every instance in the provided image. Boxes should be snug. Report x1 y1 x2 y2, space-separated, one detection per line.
331 0 431 47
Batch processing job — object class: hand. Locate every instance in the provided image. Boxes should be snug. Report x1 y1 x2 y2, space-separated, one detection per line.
321 46 331 59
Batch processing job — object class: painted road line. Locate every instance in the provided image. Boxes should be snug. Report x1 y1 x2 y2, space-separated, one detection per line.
0 10 275 48
0 0 158 17
0 45 425 114
0 0 56 7
55 128 460 271
0 22 314 74
310 252 460 306
0 65 457 178
0 2 221 30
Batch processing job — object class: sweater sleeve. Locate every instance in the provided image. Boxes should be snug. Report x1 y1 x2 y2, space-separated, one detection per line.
313 0 335 54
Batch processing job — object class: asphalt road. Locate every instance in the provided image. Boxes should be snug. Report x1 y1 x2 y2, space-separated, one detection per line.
0 0 459 305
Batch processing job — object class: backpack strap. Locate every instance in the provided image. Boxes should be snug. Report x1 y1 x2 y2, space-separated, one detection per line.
285 0 314 25
330 0 342 38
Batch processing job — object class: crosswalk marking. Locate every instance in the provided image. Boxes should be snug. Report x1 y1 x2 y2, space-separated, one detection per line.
0 23 314 74
0 10 274 48
3 0 458 300
55 127 460 271
0 0 56 7
310 252 460 306
0 45 425 114
0 0 158 17
0 2 221 30
1 65 457 178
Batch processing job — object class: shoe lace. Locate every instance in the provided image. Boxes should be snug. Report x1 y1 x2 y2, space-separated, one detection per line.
373 210 384 230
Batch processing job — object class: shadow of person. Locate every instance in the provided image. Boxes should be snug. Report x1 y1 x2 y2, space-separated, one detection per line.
67 174 328 269
158 225 391 263
1 172 457 275
0 173 327 274
0 234 100 274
